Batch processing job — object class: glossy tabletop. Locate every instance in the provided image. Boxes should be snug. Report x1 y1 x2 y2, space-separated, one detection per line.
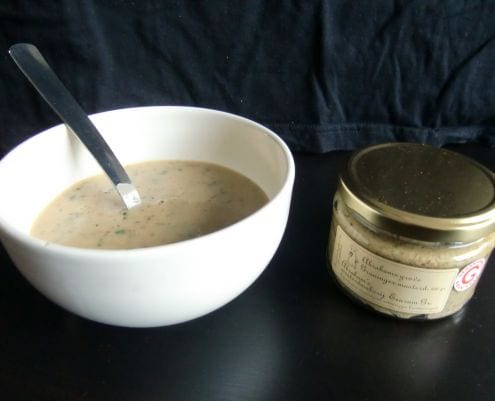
1 145 494 401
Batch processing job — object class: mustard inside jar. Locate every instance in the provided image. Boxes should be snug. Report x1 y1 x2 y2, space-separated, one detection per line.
328 143 495 320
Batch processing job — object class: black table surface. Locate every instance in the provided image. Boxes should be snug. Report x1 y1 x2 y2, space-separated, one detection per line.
1 144 494 401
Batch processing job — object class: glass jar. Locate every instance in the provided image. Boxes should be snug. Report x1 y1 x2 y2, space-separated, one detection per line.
327 143 495 320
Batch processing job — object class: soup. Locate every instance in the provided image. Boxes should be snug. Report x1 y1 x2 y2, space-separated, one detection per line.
31 160 268 249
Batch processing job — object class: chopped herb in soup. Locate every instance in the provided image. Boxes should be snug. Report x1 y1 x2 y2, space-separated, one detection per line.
30 160 268 249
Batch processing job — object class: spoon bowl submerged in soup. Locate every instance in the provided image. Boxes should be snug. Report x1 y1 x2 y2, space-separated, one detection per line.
31 160 268 249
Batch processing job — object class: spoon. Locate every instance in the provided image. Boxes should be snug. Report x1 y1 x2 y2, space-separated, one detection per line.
8 43 141 209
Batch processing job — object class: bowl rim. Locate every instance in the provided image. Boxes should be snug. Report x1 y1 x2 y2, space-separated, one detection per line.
0 105 295 258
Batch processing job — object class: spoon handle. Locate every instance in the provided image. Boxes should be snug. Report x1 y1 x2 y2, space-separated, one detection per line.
8 43 141 209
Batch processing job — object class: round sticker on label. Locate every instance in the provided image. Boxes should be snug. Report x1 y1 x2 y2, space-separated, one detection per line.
454 259 486 292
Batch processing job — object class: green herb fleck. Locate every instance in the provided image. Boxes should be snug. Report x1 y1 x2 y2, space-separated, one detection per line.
115 229 126 235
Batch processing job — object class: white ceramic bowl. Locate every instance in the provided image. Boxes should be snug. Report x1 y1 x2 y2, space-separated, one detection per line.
0 106 295 327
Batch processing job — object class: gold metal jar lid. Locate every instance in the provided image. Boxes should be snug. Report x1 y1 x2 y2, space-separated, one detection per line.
339 143 495 243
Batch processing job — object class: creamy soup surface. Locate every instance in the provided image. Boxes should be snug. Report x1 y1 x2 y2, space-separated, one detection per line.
31 160 268 249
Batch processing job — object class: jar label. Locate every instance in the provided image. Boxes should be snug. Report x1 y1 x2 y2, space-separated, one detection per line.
331 226 459 315
454 259 486 292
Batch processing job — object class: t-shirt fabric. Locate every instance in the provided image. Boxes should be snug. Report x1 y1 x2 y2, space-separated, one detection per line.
1 0 494 154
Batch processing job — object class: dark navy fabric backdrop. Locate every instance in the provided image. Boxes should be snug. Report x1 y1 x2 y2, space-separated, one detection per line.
1 0 495 155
